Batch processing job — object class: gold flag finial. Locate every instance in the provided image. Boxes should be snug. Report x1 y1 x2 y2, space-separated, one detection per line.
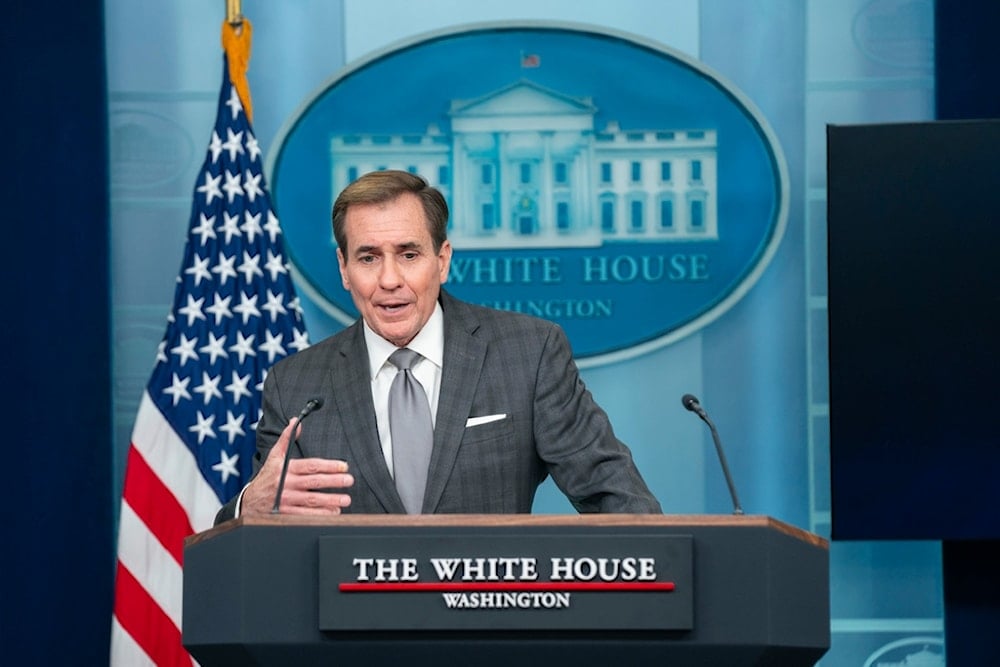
226 0 243 27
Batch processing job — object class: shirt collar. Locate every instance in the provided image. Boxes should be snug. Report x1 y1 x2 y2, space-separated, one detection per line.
363 301 444 379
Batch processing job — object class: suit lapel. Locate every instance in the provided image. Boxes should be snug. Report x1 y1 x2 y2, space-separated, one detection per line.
423 293 486 513
330 323 406 513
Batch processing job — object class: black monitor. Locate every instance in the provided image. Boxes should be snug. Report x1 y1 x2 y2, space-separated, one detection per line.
827 119 1000 541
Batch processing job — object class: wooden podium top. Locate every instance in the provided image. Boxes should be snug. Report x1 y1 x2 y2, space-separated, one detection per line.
188 513 827 550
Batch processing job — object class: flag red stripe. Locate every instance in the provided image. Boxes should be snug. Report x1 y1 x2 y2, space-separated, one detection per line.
122 445 193 565
340 581 676 592
113 561 192 667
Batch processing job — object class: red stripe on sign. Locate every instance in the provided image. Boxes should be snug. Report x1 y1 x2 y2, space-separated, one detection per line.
340 581 675 593
113 561 193 667
121 445 193 565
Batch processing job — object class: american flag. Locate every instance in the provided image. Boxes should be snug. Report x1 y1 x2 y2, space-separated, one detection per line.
110 49 309 666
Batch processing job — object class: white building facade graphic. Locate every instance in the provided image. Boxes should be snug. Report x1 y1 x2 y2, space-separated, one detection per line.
330 80 718 248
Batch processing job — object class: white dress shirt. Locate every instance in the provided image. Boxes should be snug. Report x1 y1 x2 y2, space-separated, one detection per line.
362 302 444 478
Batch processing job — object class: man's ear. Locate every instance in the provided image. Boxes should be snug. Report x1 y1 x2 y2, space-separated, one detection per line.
437 240 453 284
337 247 350 291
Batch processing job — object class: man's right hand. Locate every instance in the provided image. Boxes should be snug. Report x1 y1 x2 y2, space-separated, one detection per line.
239 417 354 516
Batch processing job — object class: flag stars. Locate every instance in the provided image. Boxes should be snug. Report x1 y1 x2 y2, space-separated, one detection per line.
177 294 206 326
264 250 288 281
193 371 223 405
222 127 245 162
199 331 229 363
290 328 310 353
225 370 253 403
192 214 217 245
259 330 287 363
220 410 247 445
237 251 263 283
212 450 240 485
205 294 234 326
233 292 261 325
243 170 263 203
262 290 288 321
211 252 238 286
163 372 192 406
229 330 257 363
241 211 263 242
184 255 212 286
189 411 217 445
222 170 244 204
170 333 199 366
196 170 223 205
245 132 262 162
225 85 243 121
218 212 242 244
264 210 282 242
209 131 224 163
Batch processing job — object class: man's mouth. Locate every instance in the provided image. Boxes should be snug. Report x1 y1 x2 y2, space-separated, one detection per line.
379 302 410 314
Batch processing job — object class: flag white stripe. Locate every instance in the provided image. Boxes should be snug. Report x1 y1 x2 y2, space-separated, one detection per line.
110 617 158 667
131 391 223 532
116 499 185 628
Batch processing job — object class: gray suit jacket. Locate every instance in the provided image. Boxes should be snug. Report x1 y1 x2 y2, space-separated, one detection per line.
215 291 661 522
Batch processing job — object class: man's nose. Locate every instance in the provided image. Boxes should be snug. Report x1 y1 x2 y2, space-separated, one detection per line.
379 256 403 287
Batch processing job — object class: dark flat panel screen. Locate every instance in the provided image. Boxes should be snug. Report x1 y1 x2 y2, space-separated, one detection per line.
827 119 1000 540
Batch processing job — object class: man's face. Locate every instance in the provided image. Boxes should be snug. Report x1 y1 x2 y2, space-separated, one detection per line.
336 192 452 347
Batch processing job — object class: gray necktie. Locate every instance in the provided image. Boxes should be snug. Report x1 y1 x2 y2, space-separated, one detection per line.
388 348 433 514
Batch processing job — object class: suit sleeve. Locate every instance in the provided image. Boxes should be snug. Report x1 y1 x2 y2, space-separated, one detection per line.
532 323 662 514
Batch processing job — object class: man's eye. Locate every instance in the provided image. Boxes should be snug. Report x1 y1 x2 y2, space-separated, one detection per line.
358 255 376 264
403 252 419 260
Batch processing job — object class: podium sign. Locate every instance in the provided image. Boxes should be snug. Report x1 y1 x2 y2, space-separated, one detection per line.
319 533 693 631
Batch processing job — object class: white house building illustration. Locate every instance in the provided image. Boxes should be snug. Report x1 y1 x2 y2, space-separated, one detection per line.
329 80 718 248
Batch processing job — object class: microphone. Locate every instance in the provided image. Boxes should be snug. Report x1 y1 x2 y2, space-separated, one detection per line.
271 398 324 513
682 394 744 515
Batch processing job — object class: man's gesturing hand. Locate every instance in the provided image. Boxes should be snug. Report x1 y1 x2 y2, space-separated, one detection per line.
240 417 354 516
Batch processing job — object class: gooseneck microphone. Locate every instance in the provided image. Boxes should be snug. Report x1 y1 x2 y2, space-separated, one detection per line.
682 393 744 515
271 398 324 513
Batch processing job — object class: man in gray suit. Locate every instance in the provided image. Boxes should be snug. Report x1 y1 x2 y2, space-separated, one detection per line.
216 170 660 522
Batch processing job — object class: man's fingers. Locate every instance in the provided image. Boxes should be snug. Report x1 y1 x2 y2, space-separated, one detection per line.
278 489 353 511
285 472 354 492
264 417 302 468
288 457 350 475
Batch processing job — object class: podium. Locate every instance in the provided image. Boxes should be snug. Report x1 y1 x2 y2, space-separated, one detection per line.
183 514 829 666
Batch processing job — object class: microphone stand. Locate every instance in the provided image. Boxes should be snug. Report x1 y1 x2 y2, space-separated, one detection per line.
683 394 744 515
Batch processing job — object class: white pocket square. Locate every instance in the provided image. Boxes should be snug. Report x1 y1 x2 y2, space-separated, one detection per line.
465 414 507 427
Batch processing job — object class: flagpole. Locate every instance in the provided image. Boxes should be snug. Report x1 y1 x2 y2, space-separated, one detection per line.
226 0 244 27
